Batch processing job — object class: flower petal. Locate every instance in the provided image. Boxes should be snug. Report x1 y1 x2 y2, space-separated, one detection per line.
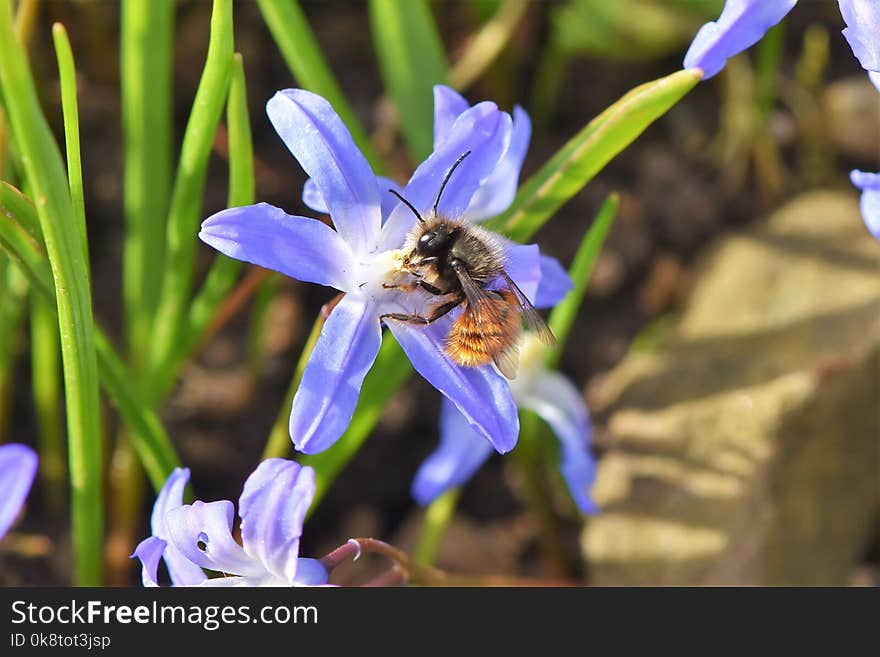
500 242 541 303
433 85 470 148
851 170 880 239
683 0 797 79
165 500 265 578
498 242 572 308
198 576 251 587
535 254 573 308
870 70 880 93
290 294 382 454
239 459 315 583
378 178 407 222
519 371 598 513
388 318 519 453
305 176 405 222
267 89 381 251
302 177 328 214
412 399 494 505
0 443 37 540
840 0 880 73
131 536 167 588
468 105 532 221
148 467 206 586
379 102 512 250
200 203 355 291
292 558 330 586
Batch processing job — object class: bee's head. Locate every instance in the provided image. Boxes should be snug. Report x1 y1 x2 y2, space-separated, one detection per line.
417 224 450 256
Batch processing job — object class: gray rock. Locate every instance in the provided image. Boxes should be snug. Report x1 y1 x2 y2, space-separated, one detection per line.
582 191 880 585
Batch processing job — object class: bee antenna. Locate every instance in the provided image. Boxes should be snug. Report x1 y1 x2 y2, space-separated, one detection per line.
388 189 425 224
432 150 471 216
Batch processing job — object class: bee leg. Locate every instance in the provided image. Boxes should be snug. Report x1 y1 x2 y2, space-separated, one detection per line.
380 294 464 325
382 281 419 292
383 280 451 296
417 280 448 296
380 312 429 325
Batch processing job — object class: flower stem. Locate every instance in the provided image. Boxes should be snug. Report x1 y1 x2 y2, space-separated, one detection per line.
333 538 577 586
413 487 460 566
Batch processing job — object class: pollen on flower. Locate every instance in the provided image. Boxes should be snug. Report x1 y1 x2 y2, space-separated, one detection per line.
355 248 433 315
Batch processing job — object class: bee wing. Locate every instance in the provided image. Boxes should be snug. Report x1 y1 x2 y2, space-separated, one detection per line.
500 272 557 347
452 262 521 378
493 336 520 380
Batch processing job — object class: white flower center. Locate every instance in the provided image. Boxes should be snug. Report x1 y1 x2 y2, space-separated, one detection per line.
352 248 432 316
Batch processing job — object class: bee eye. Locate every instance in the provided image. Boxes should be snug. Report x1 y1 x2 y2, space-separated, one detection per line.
418 231 441 254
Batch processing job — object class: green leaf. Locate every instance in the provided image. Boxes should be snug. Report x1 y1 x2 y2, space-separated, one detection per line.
488 68 702 242
369 0 448 162
0 3 103 584
414 488 460 565
51 24 86 251
449 0 529 91
0 185 181 492
256 0 384 172
147 0 233 399
120 0 174 368
0 256 27 435
547 193 618 363
151 52 255 400
29 291 65 512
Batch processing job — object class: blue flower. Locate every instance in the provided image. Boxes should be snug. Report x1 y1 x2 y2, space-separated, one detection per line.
200 88 570 455
839 0 880 75
683 0 797 79
0 443 37 540
840 2 880 240
684 1 880 238
413 336 598 514
851 171 880 239
684 1 880 81
131 459 328 587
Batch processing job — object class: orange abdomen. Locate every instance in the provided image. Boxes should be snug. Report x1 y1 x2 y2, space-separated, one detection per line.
445 290 520 367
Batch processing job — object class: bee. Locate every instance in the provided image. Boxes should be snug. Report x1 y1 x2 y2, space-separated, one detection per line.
380 151 556 379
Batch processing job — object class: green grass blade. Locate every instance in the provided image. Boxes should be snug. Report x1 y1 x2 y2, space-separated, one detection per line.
256 0 383 172
487 69 702 242
51 24 86 251
147 0 233 396
0 256 27 435
0 3 103 584
224 54 255 210
187 52 254 354
0 181 39 237
30 292 66 511
449 0 529 91
547 193 618 362
120 0 174 367
95 333 180 491
368 0 448 162
149 52 255 401
0 186 181 491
